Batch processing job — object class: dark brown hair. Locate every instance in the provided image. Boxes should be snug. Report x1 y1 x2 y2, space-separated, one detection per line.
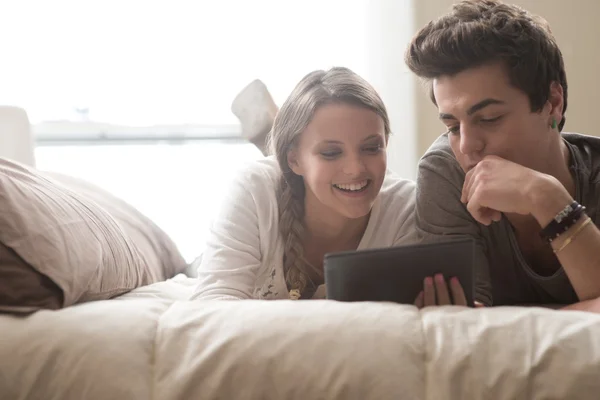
405 0 568 130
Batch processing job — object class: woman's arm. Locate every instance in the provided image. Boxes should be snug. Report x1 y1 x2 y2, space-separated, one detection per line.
191 176 263 301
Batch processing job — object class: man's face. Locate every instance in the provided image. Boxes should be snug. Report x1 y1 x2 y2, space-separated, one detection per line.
432 62 562 173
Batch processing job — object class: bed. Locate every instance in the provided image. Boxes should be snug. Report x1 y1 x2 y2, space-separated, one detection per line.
2 109 600 399
3 274 600 399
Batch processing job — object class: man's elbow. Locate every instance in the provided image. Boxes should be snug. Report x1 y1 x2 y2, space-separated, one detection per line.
560 297 600 313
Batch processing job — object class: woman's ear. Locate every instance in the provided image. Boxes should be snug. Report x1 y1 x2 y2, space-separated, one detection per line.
287 149 302 176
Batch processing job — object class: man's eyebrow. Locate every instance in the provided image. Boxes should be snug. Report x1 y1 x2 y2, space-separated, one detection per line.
466 98 505 115
439 113 456 121
438 98 506 120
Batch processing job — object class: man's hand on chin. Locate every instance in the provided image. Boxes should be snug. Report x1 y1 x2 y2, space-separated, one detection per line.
460 155 572 226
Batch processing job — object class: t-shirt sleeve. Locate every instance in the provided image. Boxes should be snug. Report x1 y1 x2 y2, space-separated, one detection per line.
416 149 493 306
191 172 263 301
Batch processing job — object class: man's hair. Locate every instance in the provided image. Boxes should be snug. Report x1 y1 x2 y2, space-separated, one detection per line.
405 0 568 130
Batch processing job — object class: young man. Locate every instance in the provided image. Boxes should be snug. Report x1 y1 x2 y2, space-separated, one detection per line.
406 0 600 312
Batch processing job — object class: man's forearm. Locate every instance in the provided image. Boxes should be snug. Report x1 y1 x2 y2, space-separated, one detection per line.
552 218 600 301
529 176 600 301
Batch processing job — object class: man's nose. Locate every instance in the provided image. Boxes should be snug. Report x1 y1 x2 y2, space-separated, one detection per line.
459 125 485 156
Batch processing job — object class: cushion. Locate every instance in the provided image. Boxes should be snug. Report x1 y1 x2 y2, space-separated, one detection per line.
0 242 63 313
0 157 186 313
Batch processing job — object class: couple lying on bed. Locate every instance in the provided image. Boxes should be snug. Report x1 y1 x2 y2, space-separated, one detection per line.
191 0 600 313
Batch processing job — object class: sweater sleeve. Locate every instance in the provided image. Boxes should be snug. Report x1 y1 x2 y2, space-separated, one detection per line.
416 139 493 306
191 173 263 301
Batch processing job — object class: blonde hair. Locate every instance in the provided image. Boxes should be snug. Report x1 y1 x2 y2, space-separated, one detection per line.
267 66 391 297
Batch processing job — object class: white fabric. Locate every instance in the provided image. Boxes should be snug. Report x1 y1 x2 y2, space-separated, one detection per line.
2 275 600 399
0 106 35 167
230 79 278 141
191 156 418 301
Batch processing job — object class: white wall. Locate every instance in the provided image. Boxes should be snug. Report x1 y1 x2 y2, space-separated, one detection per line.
364 0 418 179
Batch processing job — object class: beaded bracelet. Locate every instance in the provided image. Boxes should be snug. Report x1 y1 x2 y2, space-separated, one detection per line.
539 201 586 243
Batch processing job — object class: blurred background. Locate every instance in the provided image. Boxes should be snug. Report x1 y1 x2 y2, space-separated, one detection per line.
1 0 597 262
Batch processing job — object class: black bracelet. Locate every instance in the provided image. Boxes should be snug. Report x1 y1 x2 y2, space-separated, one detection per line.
539 201 586 243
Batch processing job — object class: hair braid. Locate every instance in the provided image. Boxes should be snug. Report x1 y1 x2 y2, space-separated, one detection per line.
277 172 312 295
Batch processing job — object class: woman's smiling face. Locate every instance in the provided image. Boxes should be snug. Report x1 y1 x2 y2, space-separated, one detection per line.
288 102 388 221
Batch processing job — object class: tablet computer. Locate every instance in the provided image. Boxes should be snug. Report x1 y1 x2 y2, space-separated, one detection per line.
324 237 475 306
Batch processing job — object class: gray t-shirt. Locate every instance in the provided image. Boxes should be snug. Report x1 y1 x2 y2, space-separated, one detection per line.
417 132 600 306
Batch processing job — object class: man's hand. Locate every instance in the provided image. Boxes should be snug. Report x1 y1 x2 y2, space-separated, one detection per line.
414 274 469 307
461 155 572 226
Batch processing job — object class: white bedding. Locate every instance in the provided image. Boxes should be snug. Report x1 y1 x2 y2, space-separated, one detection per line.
2 275 600 399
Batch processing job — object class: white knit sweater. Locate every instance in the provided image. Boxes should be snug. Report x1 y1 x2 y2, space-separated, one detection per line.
191 157 418 301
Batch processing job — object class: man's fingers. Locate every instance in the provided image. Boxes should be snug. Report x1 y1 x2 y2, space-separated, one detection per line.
450 277 468 306
423 277 436 306
434 274 451 305
466 188 499 226
419 276 470 308
489 209 503 224
466 200 487 225
414 291 424 308
461 168 476 204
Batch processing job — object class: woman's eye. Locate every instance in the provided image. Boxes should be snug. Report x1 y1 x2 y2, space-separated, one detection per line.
320 151 341 159
363 144 382 153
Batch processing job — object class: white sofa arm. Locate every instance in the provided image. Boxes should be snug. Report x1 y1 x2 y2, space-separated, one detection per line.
0 106 35 167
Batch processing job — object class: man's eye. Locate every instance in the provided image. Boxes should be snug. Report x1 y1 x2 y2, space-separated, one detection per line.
480 115 503 123
447 125 460 134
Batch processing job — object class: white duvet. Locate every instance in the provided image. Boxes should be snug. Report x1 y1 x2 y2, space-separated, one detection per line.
2 275 600 400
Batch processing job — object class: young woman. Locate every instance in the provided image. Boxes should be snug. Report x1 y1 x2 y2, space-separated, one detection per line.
191 67 418 300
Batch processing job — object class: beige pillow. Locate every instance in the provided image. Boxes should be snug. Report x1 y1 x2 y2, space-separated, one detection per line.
0 157 186 313
0 242 63 313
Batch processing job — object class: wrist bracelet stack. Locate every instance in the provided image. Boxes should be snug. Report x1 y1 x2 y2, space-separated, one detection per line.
553 217 593 253
539 201 586 243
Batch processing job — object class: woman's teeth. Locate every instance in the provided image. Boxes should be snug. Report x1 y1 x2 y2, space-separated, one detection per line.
334 180 369 192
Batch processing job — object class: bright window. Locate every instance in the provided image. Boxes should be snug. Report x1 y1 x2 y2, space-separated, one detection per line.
35 142 264 262
4 0 373 262
1 0 369 126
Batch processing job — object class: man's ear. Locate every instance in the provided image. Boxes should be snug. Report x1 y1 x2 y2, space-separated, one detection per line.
287 149 302 176
547 81 564 127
